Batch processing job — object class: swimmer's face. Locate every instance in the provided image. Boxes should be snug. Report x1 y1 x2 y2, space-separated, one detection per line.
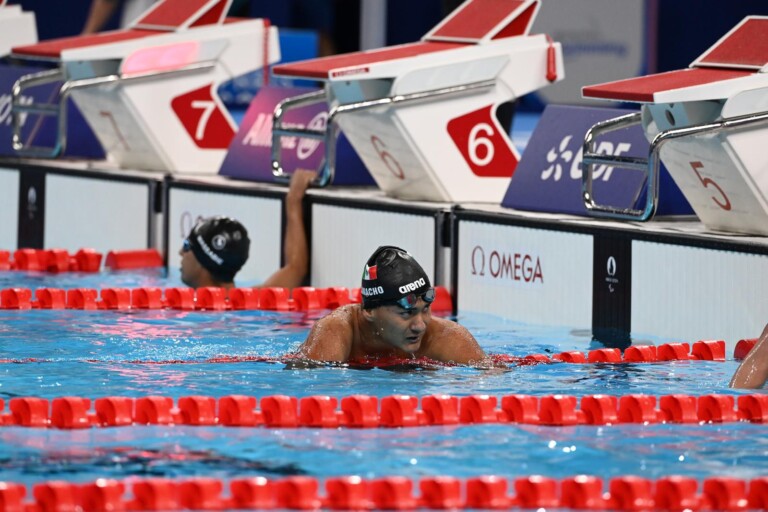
368 298 432 354
179 241 204 288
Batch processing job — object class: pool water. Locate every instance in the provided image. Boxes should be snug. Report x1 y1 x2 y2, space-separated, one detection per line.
0 270 762 492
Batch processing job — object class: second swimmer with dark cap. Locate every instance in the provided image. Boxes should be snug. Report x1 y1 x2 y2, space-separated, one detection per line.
297 246 487 365
179 170 315 290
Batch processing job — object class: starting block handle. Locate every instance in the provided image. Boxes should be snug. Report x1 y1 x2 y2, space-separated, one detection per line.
12 60 217 159
271 80 496 188
271 89 329 185
582 108 768 222
12 68 67 157
581 112 652 220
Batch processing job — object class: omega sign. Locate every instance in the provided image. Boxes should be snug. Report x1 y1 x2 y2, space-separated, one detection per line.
470 245 543 283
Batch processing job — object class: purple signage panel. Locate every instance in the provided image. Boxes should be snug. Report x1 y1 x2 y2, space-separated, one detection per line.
0 63 104 159
503 105 692 216
219 86 374 186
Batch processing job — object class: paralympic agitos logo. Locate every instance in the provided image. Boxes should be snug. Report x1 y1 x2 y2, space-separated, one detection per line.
470 245 543 283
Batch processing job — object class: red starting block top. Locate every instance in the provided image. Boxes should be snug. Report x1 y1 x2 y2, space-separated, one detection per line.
582 68 753 103
425 0 537 42
583 16 767 104
694 17 768 70
134 0 229 31
272 41 467 80
12 30 158 59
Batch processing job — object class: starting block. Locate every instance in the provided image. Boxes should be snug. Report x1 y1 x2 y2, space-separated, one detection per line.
0 1 36 57
581 16 768 235
10 0 279 174
271 0 563 202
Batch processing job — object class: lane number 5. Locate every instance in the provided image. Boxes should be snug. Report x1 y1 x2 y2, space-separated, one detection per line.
690 161 731 211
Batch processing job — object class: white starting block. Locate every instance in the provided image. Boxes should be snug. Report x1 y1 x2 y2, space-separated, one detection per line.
580 16 768 235
271 0 563 202
0 1 36 57
9 0 279 174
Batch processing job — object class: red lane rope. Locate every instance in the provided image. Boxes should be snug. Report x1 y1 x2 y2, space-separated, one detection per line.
0 248 165 273
0 474 766 511
0 341 755 367
0 285 455 313
2 392 767 429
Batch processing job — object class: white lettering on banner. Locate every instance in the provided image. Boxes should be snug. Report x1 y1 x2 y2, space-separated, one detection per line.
0 93 33 127
398 278 426 294
470 245 543 283
361 286 384 297
541 134 631 182
242 113 324 159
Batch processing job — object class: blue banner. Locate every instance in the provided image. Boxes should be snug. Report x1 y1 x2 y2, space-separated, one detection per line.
219 85 374 186
503 105 692 216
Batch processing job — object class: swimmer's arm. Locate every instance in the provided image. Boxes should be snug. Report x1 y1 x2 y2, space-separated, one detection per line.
82 0 119 34
427 317 487 365
297 311 353 362
262 170 316 289
730 323 768 389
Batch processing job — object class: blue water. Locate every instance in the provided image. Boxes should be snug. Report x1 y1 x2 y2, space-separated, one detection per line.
0 270 759 489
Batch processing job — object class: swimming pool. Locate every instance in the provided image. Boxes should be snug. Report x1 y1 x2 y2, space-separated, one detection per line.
0 270 764 509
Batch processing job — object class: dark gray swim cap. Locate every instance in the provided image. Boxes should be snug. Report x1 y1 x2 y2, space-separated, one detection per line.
187 216 250 282
361 246 431 309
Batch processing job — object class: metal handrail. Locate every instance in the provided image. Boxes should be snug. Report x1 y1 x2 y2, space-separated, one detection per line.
582 108 768 221
12 68 65 157
11 60 216 158
271 89 328 183
271 79 496 187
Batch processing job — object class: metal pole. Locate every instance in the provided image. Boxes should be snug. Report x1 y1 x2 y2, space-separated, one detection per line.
360 0 387 51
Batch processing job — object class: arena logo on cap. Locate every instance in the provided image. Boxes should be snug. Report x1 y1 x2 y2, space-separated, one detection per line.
399 278 426 294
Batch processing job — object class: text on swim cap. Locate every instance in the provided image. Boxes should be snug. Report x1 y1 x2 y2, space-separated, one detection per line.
398 278 426 294
196 234 224 265
361 286 384 297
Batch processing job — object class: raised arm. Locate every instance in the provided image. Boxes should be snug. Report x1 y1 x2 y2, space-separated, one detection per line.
730 323 768 389
82 0 120 34
297 306 355 362
262 170 316 289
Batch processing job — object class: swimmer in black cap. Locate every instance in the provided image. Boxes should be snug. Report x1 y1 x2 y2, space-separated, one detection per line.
180 170 315 289
297 245 487 364
180 216 250 289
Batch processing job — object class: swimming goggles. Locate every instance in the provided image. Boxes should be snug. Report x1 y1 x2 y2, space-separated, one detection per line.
390 288 435 310
182 238 192 252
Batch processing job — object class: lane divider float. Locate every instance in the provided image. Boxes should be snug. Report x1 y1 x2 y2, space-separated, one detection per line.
0 285 453 313
1 393 767 429
0 474 766 511
0 248 163 273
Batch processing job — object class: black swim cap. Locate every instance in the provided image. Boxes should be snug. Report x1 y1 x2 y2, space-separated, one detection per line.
187 216 250 282
361 246 431 309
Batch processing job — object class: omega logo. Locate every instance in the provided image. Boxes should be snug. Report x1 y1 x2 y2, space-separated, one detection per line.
470 245 543 283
